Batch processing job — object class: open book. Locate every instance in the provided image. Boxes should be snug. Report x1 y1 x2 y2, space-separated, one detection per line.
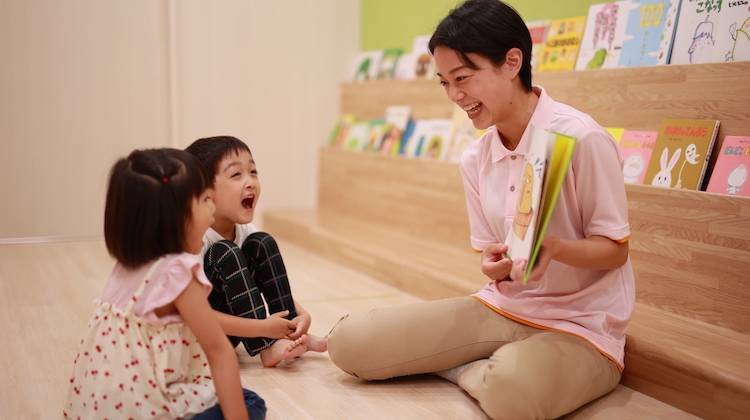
504 125 577 284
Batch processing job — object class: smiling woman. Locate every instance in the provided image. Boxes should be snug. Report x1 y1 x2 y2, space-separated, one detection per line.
327 1 635 419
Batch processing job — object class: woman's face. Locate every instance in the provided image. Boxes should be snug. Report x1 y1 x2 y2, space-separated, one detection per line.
434 46 518 130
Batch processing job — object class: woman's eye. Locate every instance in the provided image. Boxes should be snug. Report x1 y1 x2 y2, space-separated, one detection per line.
231 172 241 178
456 75 468 82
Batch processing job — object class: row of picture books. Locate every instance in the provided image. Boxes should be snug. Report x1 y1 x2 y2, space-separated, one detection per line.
350 0 750 82
328 111 750 198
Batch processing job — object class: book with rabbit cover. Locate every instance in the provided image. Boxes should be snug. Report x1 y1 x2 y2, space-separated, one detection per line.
644 118 720 189
505 125 577 284
619 130 658 184
706 136 750 197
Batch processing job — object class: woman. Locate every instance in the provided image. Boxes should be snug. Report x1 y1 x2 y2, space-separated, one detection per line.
328 1 634 418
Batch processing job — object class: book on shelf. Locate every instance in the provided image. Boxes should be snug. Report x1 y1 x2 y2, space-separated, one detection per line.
539 16 587 72
526 20 551 73
605 127 626 144
420 119 454 161
504 125 577 284
343 122 371 152
643 118 720 189
411 35 436 80
619 0 681 67
329 114 355 148
350 51 383 82
576 1 638 70
446 105 482 163
380 106 412 156
619 130 658 184
706 136 750 197
377 48 404 80
670 0 750 64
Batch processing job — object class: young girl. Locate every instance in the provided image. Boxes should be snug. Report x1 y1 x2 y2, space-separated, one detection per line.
328 1 634 419
63 149 266 419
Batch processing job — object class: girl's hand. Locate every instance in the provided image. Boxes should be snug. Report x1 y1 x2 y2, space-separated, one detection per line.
288 312 311 340
481 243 512 282
262 310 297 339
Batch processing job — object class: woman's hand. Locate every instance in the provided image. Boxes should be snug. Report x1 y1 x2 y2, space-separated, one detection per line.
510 236 561 283
481 243 512 282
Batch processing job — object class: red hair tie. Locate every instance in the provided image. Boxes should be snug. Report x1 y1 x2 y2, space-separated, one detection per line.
161 176 169 184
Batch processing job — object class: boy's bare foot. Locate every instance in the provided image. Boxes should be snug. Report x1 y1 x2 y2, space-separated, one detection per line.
260 337 307 367
305 334 328 352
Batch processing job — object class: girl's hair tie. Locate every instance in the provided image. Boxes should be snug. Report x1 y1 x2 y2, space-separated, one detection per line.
161 175 169 184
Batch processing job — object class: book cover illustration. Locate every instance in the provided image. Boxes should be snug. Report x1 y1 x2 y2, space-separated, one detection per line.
539 16 587 72
377 48 403 80
644 118 720 189
350 51 383 82
412 35 435 80
606 127 626 144
380 106 412 156
526 20 550 72
577 1 637 70
343 122 371 152
706 136 750 196
619 130 658 184
420 119 453 161
671 0 750 64
619 0 681 67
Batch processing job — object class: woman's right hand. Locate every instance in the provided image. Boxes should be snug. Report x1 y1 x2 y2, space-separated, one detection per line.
262 310 297 339
481 244 512 282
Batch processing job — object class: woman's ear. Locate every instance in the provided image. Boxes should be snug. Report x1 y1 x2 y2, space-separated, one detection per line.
503 48 524 78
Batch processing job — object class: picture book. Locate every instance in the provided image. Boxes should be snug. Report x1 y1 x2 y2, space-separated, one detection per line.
377 48 404 80
576 1 638 70
706 136 750 196
381 106 412 156
412 35 436 80
618 0 681 67
619 130 658 184
671 0 750 64
445 106 480 163
350 51 383 82
405 120 431 158
644 118 720 189
606 127 626 144
539 16 587 72
504 125 577 284
343 122 370 152
526 20 550 72
420 119 454 161
364 119 385 152
329 114 355 148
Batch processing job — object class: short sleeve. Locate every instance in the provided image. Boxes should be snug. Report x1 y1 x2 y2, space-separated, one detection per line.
572 130 631 242
459 142 497 251
136 253 213 323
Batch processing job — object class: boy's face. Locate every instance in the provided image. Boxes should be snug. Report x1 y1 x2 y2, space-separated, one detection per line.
212 150 261 227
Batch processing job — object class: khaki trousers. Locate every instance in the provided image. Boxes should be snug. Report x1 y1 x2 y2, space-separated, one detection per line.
327 296 621 419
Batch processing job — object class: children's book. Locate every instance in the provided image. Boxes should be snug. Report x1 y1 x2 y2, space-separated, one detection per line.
606 127 626 144
539 16 587 72
343 122 371 152
412 35 436 80
577 1 638 70
445 106 480 163
526 20 551 72
329 114 355 148
350 51 383 82
394 52 417 80
377 48 404 80
706 136 750 197
618 0 681 67
405 120 431 158
504 125 577 284
364 119 385 152
671 0 750 64
619 130 658 184
380 106 412 156
420 119 454 161
644 118 720 189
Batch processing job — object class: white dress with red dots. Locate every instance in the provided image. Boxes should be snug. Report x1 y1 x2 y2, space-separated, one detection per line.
63 254 218 419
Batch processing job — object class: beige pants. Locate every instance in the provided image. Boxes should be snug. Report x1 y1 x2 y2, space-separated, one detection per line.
327 296 621 420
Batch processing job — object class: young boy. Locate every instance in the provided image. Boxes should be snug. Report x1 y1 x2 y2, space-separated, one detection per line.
186 136 327 367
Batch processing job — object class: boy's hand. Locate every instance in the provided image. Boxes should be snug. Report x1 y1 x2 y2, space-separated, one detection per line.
481 243 512 282
288 312 311 340
262 310 297 339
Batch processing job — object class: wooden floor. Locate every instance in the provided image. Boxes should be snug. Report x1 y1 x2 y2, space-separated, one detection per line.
0 239 697 419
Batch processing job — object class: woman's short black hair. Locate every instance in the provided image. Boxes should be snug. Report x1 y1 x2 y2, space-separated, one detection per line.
104 148 208 269
185 136 252 182
428 0 533 91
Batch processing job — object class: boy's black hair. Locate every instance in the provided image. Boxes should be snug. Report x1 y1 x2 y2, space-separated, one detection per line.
185 136 252 182
428 0 533 91
104 148 208 269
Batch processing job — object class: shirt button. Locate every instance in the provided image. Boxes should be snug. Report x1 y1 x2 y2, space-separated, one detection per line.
510 155 517 160
510 185 516 192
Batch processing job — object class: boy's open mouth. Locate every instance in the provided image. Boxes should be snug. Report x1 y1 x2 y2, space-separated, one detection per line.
242 196 254 209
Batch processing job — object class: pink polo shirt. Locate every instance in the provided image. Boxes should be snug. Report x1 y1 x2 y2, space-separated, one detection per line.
460 86 635 369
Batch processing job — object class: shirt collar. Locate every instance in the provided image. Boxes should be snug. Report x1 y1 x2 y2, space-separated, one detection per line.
490 86 554 163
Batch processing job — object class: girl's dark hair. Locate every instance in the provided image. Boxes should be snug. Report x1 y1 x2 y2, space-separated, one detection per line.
428 0 533 91
104 148 208 268
185 136 252 182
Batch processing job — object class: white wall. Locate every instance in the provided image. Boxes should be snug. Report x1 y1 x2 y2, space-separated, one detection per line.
0 0 360 239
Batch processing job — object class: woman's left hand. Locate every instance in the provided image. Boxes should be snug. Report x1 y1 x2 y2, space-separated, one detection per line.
512 236 561 283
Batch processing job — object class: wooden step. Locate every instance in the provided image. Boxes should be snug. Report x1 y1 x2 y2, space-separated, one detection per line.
265 207 750 419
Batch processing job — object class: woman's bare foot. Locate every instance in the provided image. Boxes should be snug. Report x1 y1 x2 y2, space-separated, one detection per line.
305 334 328 352
259 337 307 367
